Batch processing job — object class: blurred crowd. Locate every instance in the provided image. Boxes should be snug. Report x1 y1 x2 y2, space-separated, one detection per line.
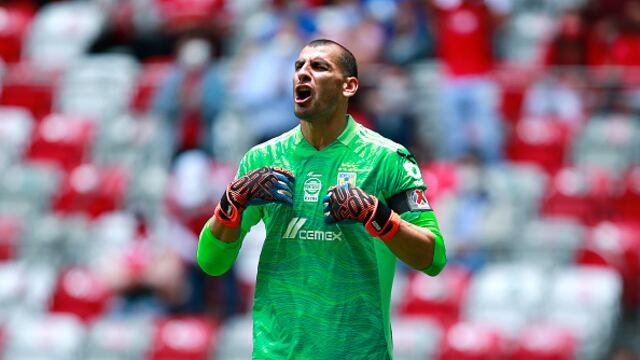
1 0 640 359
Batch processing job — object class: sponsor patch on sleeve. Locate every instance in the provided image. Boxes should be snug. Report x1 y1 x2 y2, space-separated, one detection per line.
387 188 432 214
406 189 432 211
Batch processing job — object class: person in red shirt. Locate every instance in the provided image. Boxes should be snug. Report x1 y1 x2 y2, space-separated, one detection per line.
428 0 509 163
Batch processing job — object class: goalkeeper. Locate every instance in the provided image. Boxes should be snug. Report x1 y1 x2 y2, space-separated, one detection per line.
197 39 446 359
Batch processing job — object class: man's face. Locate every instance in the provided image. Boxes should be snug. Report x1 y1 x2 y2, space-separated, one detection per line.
293 45 346 121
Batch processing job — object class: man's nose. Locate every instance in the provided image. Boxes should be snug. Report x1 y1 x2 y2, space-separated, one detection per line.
296 64 311 82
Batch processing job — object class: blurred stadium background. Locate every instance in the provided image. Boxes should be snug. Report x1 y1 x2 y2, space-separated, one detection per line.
0 0 639 359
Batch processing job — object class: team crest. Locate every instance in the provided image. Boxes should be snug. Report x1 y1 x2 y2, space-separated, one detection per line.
337 172 357 186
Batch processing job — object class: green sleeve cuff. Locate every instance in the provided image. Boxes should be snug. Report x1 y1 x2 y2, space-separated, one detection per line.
196 219 243 276
400 211 447 277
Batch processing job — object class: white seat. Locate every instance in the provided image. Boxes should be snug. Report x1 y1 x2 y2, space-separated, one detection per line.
463 263 547 336
392 316 443 360
85 317 153 360
215 315 253 360
23 2 106 67
56 54 140 122
515 217 586 267
0 106 34 168
4 313 86 360
544 266 622 360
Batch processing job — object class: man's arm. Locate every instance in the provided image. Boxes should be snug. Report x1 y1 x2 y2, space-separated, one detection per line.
197 166 295 276
196 206 261 276
324 186 446 276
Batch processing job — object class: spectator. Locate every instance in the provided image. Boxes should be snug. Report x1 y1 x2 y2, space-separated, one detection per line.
227 14 301 144
385 0 435 66
428 0 509 163
151 36 225 155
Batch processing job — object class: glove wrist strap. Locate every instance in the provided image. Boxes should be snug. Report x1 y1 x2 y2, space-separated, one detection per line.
214 190 243 228
364 201 401 242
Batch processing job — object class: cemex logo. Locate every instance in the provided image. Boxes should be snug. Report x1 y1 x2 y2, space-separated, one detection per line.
283 217 343 241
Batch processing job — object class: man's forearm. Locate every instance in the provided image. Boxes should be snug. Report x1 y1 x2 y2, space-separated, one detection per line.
209 216 242 243
384 220 436 270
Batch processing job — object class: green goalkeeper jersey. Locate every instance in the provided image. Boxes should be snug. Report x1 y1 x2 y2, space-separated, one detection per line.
197 115 446 359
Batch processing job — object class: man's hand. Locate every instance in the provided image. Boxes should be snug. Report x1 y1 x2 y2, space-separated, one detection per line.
215 167 295 228
323 184 401 241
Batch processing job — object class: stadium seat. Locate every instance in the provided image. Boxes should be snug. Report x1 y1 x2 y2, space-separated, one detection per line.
0 106 34 168
515 217 586 267
0 215 21 261
506 117 574 175
22 1 106 67
0 262 25 322
463 263 547 336
399 265 470 329
26 113 95 172
0 162 62 218
55 54 140 122
437 322 504 360
3 313 86 360
49 267 114 323
572 114 640 177
576 221 640 309
511 324 577 360
612 166 640 224
85 316 153 360
0 62 59 119
540 166 615 225
214 315 253 360
130 61 172 113
52 164 128 219
392 316 443 360
421 161 458 204
0 4 35 63
483 163 548 216
148 316 217 360
544 266 622 360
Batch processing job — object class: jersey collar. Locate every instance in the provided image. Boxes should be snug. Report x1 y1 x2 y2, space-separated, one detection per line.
294 114 359 148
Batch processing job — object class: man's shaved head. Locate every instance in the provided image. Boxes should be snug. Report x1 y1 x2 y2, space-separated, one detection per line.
304 39 358 78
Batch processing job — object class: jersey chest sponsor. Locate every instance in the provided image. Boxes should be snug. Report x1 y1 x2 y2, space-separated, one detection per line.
283 217 342 241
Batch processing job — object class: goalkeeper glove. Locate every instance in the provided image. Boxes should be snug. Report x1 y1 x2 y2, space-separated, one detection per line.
323 184 401 241
215 167 295 228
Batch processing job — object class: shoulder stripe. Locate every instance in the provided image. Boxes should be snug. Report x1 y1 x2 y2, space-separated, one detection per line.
356 128 402 152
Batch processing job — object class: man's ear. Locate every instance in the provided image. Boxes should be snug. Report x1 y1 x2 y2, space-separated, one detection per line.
342 77 359 98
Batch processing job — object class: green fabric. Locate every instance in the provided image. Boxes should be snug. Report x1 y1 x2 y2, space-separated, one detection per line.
197 116 446 359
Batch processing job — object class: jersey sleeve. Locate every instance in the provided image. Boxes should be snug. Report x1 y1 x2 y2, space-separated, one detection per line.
196 152 264 276
380 147 446 276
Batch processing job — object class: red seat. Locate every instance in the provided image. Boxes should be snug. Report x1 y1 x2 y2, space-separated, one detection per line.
52 164 128 218
576 221 640 308
437 322 504 360
399 266 470 329
422 161 458 205
613 166 640 224
49 267 113 323
511 324 576 360
0 4 35 63
130 61 172 113
506 118 574 175
26 114 95 172
540 166 615 226
0 63 59 119
149 316 217 360
0 216 21 262
154 0 224 30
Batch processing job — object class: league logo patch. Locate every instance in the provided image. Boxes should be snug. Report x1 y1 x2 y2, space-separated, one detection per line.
406 189 431 211
337 172 357 186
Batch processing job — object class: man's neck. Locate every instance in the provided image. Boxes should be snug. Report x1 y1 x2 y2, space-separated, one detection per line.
300 113 348 150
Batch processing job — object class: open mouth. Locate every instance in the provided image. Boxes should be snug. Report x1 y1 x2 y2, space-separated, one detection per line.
295 85 313 104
